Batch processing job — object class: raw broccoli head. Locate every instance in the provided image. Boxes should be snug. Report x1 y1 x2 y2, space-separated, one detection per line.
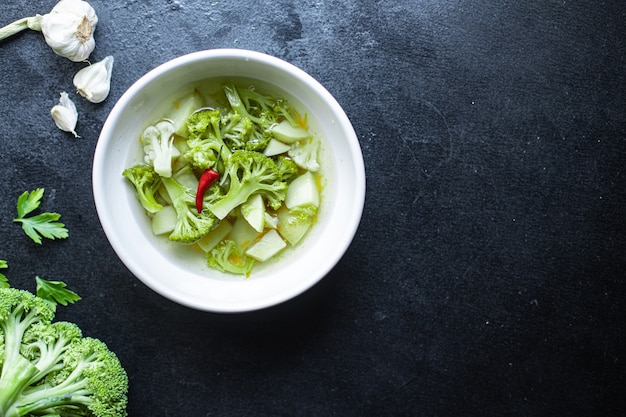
21 321 83 384
206 239 255 276
209 150 288 220
161 176 218 243
122 164 163 214
0 283 128 417
41 337 129 417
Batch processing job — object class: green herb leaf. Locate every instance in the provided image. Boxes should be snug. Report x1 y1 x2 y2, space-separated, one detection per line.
0 259 9 288
16 188 44 218
13 189 69 244
36 276 81 307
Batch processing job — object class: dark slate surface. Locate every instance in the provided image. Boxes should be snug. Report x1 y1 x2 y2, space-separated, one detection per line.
1 1 625 416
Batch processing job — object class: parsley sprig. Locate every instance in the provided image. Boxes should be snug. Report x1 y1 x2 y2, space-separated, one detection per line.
0 259 8 288
13 188 69 244
36 276 81 308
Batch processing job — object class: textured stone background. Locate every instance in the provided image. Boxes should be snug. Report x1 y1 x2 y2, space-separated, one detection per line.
1 1 625 416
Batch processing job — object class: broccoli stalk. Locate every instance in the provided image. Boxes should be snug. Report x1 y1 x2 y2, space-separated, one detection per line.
223 84 263 125
0 289 55 415
0 280 128 417
122 164 163 214
161 176 218 243
209 150 288 220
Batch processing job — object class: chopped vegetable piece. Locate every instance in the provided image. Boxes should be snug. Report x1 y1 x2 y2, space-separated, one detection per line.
263 138 291 156
271 119 311 144
277 205 316 246
152 205 177 235
245 229 286 261
264 212 279 229
196 220 233 252
241 193 266 233
229 215 261 249
285 171 320 209
172 89 206 136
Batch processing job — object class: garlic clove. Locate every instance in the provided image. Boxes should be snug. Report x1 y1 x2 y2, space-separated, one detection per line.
73 55 114 103
51 91 79 137
40 0 98 62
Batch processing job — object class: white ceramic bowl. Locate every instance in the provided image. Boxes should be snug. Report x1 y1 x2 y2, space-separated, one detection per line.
93 49 365 313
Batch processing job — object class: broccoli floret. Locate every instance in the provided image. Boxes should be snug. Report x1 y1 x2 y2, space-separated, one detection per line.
142 119 177 178
186 108 222 141
223 84 265 125
220 113 250 148
223 85 278 151
183 108 231 170
161 176 218 243
0 281 128 417
206 239 255 276
221 113 252 149
274 156 300 183
220 111 272 152
238 86 278 120
184 141 222 170
288 137 321 172
272 97 303 128
122 165 163 214
209 150 287 220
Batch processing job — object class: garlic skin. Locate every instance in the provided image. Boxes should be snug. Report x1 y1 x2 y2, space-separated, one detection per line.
51 92 79 137
40 0 98 62
73 55 114 103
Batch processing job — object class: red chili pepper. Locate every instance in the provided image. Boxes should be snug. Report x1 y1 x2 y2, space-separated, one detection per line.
196 149 223 213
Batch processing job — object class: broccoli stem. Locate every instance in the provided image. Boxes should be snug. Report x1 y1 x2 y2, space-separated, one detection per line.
5 362 90 417
14 393 88 417
0 308 45 415
223 84 262 125
0 355 39 417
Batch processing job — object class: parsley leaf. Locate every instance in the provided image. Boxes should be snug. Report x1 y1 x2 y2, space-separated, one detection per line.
36 276 81 307
0 259 9 288
13 189 69 244
16 188 44 218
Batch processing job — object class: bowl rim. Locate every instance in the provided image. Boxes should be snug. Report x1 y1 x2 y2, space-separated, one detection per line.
92 48 366 312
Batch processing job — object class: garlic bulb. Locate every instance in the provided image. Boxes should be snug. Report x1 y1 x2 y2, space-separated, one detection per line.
51 92 79 137
0 0 98 62
40 0 98 62
73 56 114 103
